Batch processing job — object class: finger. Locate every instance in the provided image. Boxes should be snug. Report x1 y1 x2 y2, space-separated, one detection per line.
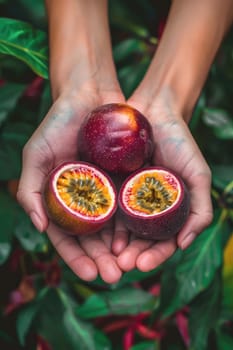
117 238 154 272
47 223 98 281
177 174 213 250
17 145 50 232
99 219 114 250
136 238 177 272
78 234 122 284
111 215 130 256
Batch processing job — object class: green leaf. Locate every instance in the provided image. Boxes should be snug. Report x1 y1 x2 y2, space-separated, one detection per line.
59 289 112 350
18 0 47 28
14 208 48 252
0 242 11 265
0 121 34 180
153 250 183 316
216 329 233 350
35 288 111 350
130 341 158 350
0 82 26 126
211 165 233 190
222 270 233 319
37 81 52 123
0 18 48 78
118 58 150 98
159 211 228 317
93 330 112 350
16 287 49 346
115 266 161 288
63 309 98 350
190 94 206 132
203 108 233 139
0 329 15 346
109 1 150 39
76 287 154 319
64 265 161 289
189 270 222 350
0 190 19 264
113 38 147 64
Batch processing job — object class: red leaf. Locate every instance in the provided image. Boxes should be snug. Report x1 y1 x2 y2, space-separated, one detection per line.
175 311 190 347
103 318 132 333
149 283 161 296
9 248 24 271
123 327 135 350
24 76 44 98
36 335 52 350
136 324 161 340
45 260 61 286
158 19 167 39
5 276 36 315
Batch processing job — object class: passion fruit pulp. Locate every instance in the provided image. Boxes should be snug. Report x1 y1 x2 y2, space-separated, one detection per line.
78 103 154 174
43 161 117 235
118 167 190 240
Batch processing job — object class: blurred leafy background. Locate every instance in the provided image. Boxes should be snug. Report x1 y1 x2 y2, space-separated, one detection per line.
0 0 233 349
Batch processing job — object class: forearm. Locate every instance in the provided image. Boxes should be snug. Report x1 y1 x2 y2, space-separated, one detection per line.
135 0 233 121
45 0 117 99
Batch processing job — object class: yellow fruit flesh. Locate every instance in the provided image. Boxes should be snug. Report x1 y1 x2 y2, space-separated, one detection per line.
56 169 112 217
127 172 178 215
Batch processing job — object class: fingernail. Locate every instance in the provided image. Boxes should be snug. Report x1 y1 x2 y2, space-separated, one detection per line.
180 232 196 250
106 263 122 283
30 211 43 232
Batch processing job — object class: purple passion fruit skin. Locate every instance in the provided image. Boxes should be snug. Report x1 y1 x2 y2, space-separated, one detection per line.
78 103 154 174
43 161 117 235
118 167 190 240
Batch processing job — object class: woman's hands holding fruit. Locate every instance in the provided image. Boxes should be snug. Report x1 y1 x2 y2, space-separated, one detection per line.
17 0 132 284
18 0 233 283
114 90 213 273
17 86 213 283
111 0 233 273
17 82 129 285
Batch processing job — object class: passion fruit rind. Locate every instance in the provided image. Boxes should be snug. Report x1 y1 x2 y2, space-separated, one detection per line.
78 103 154 174
43 161 117 235
118 167 190 240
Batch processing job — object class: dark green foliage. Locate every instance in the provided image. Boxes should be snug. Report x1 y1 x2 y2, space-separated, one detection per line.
0 1 232 349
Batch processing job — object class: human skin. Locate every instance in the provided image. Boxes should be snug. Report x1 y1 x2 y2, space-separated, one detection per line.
114 0 233 272
17 0 127 284
17 0 233 281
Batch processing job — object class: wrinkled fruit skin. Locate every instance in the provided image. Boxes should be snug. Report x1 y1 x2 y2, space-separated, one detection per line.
118 167 190 240
43 161 117 235
78 103 154 174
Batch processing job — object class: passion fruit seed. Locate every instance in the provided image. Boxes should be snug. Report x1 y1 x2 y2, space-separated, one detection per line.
119 167 190 240
127 172 178 215
43 161 117 235
57 168 111 217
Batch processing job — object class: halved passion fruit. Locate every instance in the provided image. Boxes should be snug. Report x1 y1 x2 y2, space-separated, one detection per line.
118 167 190 240
43 161 117 235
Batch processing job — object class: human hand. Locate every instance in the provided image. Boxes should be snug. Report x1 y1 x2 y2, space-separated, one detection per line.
115 90 213 272
17 87 129 284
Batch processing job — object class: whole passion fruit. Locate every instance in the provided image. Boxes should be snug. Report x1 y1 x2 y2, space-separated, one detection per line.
118 167 190 240
43 161 117 235
78 103 154 174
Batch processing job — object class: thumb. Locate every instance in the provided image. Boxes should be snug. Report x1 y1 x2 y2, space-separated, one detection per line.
17 151 49 233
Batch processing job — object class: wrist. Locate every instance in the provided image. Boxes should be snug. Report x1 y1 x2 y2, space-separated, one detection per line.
128 68 199 124
51 50 119 102
129 0 233 123
46 0 117 100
